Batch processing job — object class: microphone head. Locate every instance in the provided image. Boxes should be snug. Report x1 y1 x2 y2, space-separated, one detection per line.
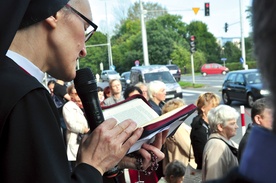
74 68 97 94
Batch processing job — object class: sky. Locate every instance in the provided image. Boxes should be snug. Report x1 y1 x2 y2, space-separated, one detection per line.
90 0 252 38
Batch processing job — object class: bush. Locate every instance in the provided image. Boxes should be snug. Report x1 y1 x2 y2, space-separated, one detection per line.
225 61 257 71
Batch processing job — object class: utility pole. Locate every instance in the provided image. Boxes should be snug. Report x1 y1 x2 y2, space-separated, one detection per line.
105 1 113 68
239 0 247 69
139 0 150 66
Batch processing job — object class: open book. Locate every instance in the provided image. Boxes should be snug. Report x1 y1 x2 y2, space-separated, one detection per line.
102 95 197 153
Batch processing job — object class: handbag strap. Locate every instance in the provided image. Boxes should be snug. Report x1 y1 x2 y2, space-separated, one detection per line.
188 143 191 162
208 137 238 157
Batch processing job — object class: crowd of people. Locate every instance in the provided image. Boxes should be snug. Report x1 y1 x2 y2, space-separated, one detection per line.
2 0 276 183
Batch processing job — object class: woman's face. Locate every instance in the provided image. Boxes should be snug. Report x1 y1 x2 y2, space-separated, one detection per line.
219 119 239 140
155 87 166 102
202 99 219 122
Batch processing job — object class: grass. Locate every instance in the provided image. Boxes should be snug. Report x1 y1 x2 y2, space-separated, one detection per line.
178 81 205 88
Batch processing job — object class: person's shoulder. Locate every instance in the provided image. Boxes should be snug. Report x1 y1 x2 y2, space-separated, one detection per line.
103 97 114 105
208 134 228 147
63 101 76 108
191 115 203 128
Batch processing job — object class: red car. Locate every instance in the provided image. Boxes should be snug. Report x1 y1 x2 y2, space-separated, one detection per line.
201 63 229 76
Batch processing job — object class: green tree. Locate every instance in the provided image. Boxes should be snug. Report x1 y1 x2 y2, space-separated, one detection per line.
186 21 220 62
127 2 168 21
223 41 241 63
79 32 108 74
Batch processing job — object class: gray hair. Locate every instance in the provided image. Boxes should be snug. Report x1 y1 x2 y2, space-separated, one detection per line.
147 80 166 100
208 105 239 133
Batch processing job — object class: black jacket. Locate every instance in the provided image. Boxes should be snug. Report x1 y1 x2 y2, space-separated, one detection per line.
190 115 210 169
238 123 253 162
148 99 165 116
0 57 102 183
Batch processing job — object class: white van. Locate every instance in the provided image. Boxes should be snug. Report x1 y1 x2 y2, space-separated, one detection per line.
130 65 183 100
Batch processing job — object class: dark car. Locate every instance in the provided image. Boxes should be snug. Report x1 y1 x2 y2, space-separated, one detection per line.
166 64 181 81
120 71 130 91
222 69 269 107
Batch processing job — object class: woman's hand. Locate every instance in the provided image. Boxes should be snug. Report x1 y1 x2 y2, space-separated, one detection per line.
76 118 143 175
118 130 169 170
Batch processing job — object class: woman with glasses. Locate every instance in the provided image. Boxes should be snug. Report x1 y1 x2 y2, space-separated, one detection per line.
0 0 167 182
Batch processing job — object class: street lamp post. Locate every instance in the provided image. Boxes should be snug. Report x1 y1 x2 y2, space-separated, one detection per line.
104 1 113 68
139 0 150 66
239 0 247 70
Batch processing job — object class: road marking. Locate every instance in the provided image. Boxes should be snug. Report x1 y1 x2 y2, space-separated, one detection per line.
182 93 195 96
182 89 205 94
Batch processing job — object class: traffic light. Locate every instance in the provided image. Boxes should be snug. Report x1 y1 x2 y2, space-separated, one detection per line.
204 3 210 16
225 23 228 32
190 35 196 54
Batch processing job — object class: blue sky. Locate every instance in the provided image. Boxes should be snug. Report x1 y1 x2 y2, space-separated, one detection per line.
90 0 252 38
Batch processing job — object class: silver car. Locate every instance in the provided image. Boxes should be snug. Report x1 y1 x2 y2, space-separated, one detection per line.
101 70 120 82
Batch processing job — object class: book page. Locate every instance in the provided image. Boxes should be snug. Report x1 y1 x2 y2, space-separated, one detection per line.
102 98 159 127
141 105 187 127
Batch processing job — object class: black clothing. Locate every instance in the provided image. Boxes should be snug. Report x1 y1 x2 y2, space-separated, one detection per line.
238 123 253 162
0 57 102 182
0 0 68 59
53 82 68 143
54 82 68 104
190 115 210 169
148 99 165 116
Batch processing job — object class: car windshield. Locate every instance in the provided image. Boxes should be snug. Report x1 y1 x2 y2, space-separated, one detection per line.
123 72 130 79
107 71 118 74
166 65 178 70
245 72 262 84
144 72 175 83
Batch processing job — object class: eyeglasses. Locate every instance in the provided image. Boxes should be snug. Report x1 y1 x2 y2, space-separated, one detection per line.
65 4 98 42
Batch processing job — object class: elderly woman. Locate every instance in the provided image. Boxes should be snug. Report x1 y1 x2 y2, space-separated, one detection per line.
202 105 239 181
148 80 166 116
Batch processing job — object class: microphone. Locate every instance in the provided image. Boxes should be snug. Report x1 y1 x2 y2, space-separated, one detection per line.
74 68 122 179
74 68 104 132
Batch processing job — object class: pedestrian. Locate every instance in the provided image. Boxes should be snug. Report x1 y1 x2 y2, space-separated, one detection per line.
123 85 142 99
158 160 186 183
148 80 166 116
135 82 149 100
0 0 167 182
202 105 239 181
238 97 273 162
62 84 89 170
162 98 196 172
183 66 187 74
190 92 220 169
103 79 124 106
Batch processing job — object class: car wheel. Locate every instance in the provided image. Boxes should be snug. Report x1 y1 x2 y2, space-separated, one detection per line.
222 92 232 105
202 72 207 76
247 94 254 108
222 71 226 75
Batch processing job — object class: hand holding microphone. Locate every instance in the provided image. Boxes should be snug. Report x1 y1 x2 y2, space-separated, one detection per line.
74 68 143 177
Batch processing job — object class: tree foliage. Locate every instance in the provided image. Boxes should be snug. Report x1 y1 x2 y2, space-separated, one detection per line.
78 2 253 75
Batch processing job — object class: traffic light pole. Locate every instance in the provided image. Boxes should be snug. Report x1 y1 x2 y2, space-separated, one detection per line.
191 53 195 86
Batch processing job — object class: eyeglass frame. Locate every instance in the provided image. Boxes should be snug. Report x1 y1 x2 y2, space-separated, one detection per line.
65 4 98 42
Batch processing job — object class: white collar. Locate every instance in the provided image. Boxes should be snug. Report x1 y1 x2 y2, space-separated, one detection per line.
6 50 45 83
